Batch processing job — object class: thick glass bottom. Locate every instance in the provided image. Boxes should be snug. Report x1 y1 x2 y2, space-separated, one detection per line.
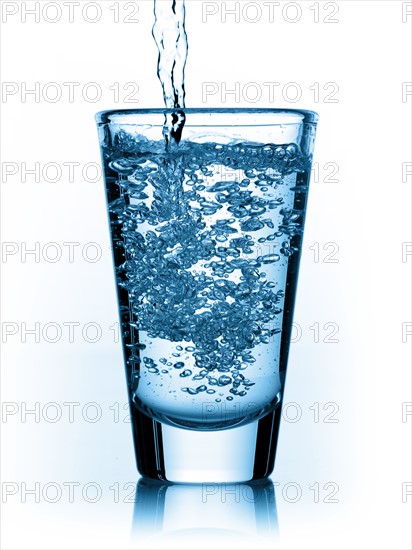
132 391 282 431
131 403 282 483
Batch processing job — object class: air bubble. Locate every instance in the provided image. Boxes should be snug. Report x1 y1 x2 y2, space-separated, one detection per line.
218 375 232 386
182 387 197 395
180 369 192 377
261 253 280 264
109 159 135 175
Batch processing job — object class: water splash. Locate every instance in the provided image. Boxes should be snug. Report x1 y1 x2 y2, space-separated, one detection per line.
152 0 188 108
152 0 188 144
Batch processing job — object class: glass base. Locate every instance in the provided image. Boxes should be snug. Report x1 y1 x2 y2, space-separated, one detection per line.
131 404 282 483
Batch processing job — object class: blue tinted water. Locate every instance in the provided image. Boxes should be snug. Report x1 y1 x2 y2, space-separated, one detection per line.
104 134 310 429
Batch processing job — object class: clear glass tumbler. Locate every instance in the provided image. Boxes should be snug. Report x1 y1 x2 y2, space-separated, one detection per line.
96 108 318 482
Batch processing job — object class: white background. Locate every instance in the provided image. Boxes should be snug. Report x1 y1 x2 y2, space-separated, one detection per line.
1 1 411 548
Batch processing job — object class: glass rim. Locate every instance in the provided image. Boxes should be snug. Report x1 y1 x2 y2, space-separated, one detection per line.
96 108 319 126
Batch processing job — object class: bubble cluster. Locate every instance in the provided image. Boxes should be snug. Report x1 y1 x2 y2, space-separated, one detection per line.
104 134 309 403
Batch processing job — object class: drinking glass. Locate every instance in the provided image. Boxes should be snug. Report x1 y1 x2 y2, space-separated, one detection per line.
96 108 318 482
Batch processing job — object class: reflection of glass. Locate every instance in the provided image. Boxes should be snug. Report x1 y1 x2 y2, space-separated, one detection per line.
132 479 278 545
96 109 318 482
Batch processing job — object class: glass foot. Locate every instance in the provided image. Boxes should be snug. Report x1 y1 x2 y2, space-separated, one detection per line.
131 404 282 483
